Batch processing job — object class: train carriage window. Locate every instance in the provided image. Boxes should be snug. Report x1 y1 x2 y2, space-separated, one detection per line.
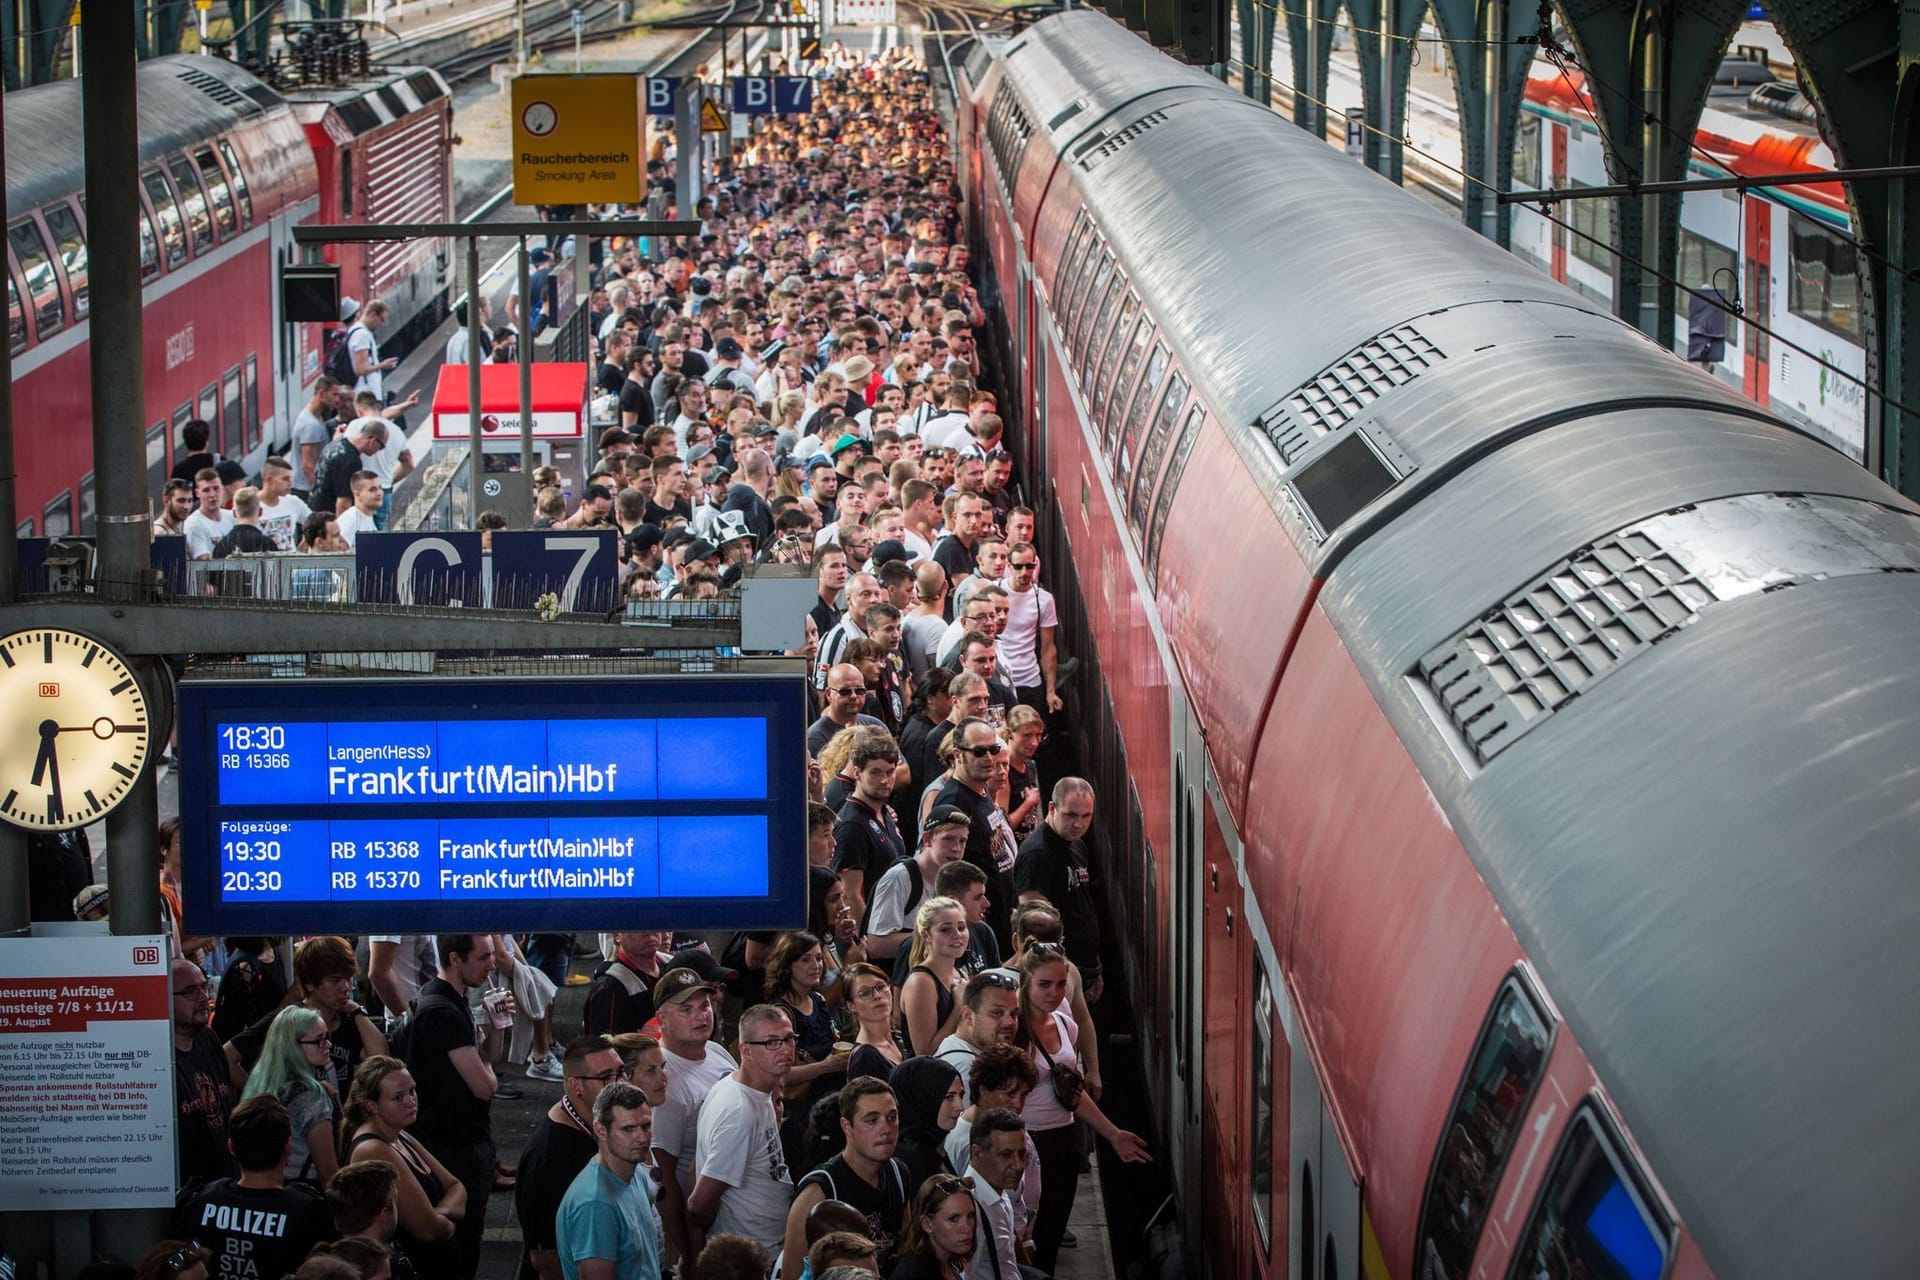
1147 404 1206 577
1115 343 1168 493
139 207 161 281
43 490 73 538
78 472 96 534
42 203 88 319
1787 212 1860 338
340 147 355 218
1074 257 1117 367
7 271 23 354
147 422 169 508
10 219 65 338
1057 233 1094 337
1416 975 1555 1280
141 169 188 269
1065 242 1102 349
168 156 214 254
1093 295 1140 420
1251 957 1276 1256
198 383 220 436
1512 114 1541 191
1507 1109 1672 1280
244 355 262 453
218 142 253 227
221 366 245 459
1131 373 1188 538
195 148 239 238
1057 215 1091 306
1103 315 1155 439
1568 180 1612 272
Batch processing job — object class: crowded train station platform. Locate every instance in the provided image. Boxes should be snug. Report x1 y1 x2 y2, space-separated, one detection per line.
6 0 1920 1274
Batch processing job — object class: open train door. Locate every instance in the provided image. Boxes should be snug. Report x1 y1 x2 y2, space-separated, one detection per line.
1168 690 1208 1269
1743 196 1771 406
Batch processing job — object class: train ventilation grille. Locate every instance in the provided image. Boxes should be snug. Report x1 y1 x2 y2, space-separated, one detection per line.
1417 527 1715 764
173 66 255 112
1076 110 1168 172
1414 492 1920 767
1260 324 1442 464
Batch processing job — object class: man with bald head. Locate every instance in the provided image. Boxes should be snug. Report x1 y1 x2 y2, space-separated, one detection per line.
807 663 887 757
720 447 775 545
900 561 949 685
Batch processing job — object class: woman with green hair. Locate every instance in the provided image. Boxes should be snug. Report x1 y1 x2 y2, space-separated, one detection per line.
239 1004 339 1184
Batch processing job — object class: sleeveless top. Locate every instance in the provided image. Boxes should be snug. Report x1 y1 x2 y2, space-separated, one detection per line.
908 965 956 1041
1021 1010 1080 1133
798 1153 908 1271
351 1128 456 1270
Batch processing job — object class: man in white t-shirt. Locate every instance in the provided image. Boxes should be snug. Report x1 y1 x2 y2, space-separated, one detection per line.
365 934 439 1028
181 467 235 560
649 968 738 1266
346 298 397 399
255 457 311 552
689 1003 795 1256
866 807 969 958
999 542 1062 712
334 472 383 548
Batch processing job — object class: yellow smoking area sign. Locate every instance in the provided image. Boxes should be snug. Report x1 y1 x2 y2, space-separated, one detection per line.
701 99 730 132
511 74 645 204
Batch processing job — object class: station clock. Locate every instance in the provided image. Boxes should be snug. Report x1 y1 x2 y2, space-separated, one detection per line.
0 629 151 831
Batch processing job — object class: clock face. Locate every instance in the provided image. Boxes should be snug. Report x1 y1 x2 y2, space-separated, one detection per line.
0 629 151 831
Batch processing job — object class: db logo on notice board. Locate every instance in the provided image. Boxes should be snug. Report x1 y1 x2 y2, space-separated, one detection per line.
133 946 159 965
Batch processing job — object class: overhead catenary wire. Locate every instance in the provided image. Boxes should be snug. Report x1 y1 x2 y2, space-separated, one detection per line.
1226 57 1913 424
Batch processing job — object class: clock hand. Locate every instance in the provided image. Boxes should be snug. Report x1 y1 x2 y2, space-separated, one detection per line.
30 720 58 786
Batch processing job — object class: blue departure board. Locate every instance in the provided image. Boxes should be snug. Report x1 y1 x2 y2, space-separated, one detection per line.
177 675 811 933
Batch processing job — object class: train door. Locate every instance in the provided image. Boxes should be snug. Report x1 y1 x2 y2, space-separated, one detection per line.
1199 784 1245 1275
1016 259 1034 491
1549 125 1569 281
1287 1027 1365 1280
1168 694 1207 1268
1743 197 1771 406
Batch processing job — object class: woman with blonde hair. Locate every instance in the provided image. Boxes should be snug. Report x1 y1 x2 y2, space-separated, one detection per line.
339 1055 465 1274
899 895 970 1055
774 388 808 431
997 705 1045 841
238 1005 339 1184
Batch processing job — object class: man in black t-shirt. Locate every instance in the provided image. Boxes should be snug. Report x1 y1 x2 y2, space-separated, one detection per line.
514 1038 628 1280
172 956 237 1185
934 717 1014 952
619 349 656 430
405 934 507 1280
781 1078 908 1278
580 932 666 1037
832 733 907 929
1014 779 1103 1000
173 1095 334 1279
640 454 694 526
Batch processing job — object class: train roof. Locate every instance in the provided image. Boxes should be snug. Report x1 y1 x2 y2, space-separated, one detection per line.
4 55 287 213
282 65 451 144
999 11 1920 1274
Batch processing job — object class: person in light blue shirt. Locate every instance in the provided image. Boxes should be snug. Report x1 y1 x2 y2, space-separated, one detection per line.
556 1081 663 1280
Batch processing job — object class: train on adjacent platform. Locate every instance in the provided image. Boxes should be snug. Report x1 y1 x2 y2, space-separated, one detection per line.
949 12 1918 1279
5 53 452 538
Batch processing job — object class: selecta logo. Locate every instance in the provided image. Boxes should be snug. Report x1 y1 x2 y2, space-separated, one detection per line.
482 414 502 432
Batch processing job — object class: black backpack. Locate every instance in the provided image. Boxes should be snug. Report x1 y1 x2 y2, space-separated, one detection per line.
323 325 361 385
387 989 466 1067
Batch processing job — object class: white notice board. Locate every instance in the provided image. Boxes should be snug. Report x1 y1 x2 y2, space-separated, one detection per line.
0 935 176 1209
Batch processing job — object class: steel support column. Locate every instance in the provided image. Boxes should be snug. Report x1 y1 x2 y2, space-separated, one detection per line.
1426 0 1532 243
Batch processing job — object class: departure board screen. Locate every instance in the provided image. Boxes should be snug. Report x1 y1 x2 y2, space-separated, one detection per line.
177 675 811 933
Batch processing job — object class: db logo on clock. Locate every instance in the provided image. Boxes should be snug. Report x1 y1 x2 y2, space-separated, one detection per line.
38 681 58 697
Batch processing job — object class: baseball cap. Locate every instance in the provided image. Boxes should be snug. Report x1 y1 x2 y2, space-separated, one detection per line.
830 433 862 458
922 805 972 835
666 947 738 986
215 459 248 485
870 538 909 567
652 966 718 1008
715 336 744 359
687 443 715 466
625 523 664 555
682 537 720 564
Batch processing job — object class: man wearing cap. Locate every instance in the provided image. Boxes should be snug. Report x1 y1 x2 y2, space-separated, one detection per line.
705 337 757 397
527 247 559 334
865 805 969 958
649 965 737 1266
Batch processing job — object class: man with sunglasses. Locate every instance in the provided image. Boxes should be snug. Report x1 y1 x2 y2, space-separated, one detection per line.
807 664 887 758
936 718 1017 951
516 1038 631 1280
996 543 1061 715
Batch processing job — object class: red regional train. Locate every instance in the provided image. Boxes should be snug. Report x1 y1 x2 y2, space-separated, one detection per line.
4 53 451 537
950 11 1920 1280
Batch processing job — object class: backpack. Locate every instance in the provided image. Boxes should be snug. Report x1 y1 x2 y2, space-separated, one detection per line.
323 324 361 385
387 989 466 1067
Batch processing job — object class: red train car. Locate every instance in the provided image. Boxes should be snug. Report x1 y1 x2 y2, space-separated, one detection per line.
4 54 453 536
7 55 316 536
954 12 1920 1280
286 62 454 366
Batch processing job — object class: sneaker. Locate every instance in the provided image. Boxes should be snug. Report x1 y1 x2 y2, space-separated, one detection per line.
1060 1229 1078 1248
526 1052 565 1082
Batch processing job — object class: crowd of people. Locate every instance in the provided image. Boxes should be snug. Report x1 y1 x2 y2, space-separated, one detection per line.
27 42 1156 1280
